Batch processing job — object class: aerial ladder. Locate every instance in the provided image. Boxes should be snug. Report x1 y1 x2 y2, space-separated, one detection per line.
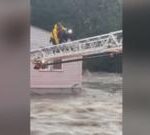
31 30 122 69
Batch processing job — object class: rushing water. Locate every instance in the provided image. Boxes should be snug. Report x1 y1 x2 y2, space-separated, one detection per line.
31 72 122 135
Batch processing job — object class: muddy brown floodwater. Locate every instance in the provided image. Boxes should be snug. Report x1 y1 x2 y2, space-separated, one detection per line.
31 72 122 135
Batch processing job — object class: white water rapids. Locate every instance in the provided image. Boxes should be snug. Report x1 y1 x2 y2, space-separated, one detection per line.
31 72 122 135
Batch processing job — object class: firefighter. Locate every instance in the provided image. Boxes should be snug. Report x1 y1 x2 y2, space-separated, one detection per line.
50 23 67 45
57 23 67 43
50 24 59 45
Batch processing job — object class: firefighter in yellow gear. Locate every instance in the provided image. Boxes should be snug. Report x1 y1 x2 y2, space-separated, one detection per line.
50 23 67 45
50 24 59 45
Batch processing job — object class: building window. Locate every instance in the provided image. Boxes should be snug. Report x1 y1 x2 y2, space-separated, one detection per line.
39 65 51 72
39 59 63 72
52 59 62 70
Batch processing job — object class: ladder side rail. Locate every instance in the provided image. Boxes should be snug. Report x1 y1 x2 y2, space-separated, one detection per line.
42 38 112 62
31 36 122 60
31 35 120 61
73 30 122 44
41 37 109 58
42 37 122 63
112 31 122 45
30 34 109 53
30 30 122 53
42 37 112 61
37 34 111 56
30 30 123 61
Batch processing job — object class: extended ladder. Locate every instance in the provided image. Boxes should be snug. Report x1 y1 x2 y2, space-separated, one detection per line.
31 30 122 64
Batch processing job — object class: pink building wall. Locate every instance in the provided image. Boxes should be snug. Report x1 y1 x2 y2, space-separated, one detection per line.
30 57 82 89
30 26 82 90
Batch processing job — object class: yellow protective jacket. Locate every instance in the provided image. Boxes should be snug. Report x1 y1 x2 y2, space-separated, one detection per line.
50 24 59 45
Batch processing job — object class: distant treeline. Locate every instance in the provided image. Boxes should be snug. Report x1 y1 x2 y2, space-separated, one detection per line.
31 0 122 72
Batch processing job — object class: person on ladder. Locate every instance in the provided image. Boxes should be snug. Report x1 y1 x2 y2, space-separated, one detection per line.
50 22 73 45
50 23 60 45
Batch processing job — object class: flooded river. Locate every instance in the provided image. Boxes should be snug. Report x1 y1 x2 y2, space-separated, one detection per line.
31 72 122 135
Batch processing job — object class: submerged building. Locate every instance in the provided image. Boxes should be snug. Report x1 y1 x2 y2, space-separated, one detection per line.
30 26 82 93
